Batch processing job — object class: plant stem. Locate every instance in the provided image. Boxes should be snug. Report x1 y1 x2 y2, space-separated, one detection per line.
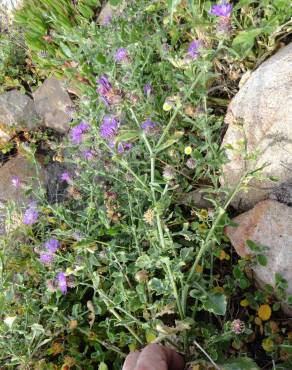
193 340 221 370
156 70 204 150
164 260 184 320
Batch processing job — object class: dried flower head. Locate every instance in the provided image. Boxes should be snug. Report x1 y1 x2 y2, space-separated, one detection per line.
231 319 245 334
144 208 154 225
163 166 175 181
186 158 196 169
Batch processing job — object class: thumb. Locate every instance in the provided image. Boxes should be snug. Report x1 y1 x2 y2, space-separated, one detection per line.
134 344 185 370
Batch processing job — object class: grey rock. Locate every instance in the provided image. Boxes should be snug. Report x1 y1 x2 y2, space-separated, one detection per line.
33 78 73 133
225 200 292 316
221 43 292 210
0 90 41 143
176 189 216 209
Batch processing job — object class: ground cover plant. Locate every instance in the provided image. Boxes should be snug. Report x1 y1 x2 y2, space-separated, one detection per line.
1 0 292 369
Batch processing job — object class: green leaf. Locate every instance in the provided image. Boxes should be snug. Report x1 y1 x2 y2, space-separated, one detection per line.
116 130 140 142
222 357 259 370
167 0 181 24
202 292 227 316
59 42 72 58
98 362 108 370
256 254 268 266
246 239 261 252
109 0 122 5
232 28 263 57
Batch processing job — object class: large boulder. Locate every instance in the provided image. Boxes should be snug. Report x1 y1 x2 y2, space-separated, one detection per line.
33 78 73 133
0 90 41 145
225 200 292 314
221 43 292 210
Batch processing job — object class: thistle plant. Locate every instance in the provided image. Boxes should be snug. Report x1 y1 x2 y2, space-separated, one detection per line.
1 1 292 369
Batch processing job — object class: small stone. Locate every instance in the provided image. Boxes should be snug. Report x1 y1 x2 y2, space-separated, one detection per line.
0 90 41 138
33 78 73 133
225 200 292 316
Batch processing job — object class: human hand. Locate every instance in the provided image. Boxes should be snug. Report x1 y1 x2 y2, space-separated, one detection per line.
122 344 185 370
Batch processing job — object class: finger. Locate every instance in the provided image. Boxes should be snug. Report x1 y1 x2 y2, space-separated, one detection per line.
122 351 140 370
134 344 184 370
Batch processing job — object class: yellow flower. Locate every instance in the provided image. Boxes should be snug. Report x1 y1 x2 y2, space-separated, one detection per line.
163 101 173 111
184 146 192 155
198 223 207 233
262 337 274 352
195 265 203 273
198 209 208 220
258 304 272 321
240 299 249 307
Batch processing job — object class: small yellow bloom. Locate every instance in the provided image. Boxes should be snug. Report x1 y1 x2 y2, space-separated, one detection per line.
184 146 192 155
195 265 203 274
163 101 173 111
240 299 249 307
262 337 274 352
198 223 208 233
258 304 272 321
198 209 208 220
225 253 231 261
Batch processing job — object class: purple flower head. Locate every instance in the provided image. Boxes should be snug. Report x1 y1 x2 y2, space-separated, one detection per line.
102 14 112 26
40 252 54 265
23 205 39 226
82 149 94 161
188 40 202 59
115 47 128 62
11 176 21 188
70 121 90 144
97 75 112 94
56 272 67 294
45 238 60 253
141 118 157 133
143 83 152 97
99 116 119 141
210 1 233 17
117 142 132 154
60 171 71 183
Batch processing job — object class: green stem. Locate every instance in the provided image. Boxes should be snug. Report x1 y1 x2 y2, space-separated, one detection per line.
164 260 184 320
156 70 204 150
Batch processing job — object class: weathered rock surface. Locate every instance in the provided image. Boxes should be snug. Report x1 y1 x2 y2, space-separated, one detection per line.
221 43 292 210
225 200 292 314
33 78 72 133
0 155 44 205
0 90 41 145
97 1 126 25
0 155 45 234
